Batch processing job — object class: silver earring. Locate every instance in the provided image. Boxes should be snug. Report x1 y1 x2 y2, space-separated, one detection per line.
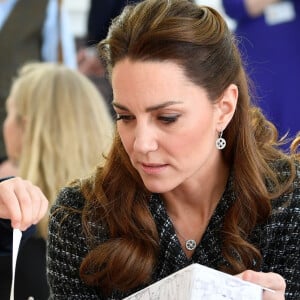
216 131 226 150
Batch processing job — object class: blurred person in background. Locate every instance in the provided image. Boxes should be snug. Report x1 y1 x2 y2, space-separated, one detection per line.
222 0 300 149
0 0 77 165
0 62 113 300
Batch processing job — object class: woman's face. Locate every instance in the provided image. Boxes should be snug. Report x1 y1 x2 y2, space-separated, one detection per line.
3 96 24 165
112 59 230 193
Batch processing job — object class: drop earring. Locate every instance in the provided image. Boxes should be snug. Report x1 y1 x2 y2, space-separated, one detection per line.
216 130 226 150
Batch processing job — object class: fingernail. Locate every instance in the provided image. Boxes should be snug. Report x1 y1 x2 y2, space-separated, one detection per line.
13 222 20 229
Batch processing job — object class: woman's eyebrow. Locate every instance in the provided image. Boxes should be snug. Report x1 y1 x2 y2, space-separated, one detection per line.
112 100 183 112
112 102 129 111
145 101 183 112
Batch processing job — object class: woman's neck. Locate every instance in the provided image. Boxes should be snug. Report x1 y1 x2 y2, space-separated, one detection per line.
163 159 230 220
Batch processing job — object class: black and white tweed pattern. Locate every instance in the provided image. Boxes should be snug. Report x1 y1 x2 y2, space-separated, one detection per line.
47 161 300 299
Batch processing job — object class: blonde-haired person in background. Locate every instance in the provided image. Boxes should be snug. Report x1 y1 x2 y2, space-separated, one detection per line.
0 62 114 300
0 0 78 161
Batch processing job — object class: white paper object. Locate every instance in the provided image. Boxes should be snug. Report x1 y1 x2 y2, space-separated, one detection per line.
124 263 263 300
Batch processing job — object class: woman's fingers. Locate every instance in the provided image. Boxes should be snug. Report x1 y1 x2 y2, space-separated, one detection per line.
0 177 48 230
237 270 286 300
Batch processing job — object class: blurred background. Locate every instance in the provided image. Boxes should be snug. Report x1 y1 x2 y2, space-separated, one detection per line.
65 0 236 47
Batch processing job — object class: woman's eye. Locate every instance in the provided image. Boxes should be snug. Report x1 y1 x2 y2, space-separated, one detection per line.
158 115 180 124
116 114 135 122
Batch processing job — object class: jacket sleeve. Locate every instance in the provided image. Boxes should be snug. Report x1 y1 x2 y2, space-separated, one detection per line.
259 162 300 299
47 186 103 299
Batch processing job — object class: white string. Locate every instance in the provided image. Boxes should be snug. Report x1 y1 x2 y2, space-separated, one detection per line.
10 229 22 300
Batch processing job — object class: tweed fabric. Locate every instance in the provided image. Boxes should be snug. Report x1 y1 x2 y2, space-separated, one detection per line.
47 161 300 299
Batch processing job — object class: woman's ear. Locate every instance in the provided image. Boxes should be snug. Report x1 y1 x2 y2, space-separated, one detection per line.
215 84 238 131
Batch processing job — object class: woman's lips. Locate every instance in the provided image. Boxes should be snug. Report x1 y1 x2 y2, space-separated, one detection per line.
140 163 168 174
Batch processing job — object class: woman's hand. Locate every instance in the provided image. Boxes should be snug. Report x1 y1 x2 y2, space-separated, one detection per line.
0 177 48 230
237 270 286 299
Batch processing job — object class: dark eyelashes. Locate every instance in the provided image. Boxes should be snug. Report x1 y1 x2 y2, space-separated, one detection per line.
158 115 179 123
116 114 180 123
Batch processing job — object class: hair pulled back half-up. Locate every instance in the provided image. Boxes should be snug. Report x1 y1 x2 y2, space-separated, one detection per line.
79 0 299 294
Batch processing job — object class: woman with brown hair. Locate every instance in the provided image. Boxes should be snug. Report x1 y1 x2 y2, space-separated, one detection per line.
47 0 300 299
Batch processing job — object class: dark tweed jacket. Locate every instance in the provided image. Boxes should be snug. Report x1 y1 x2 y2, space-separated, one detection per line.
47 161 300 299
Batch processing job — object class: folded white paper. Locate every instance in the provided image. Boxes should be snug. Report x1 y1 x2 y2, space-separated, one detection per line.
124 263 263 300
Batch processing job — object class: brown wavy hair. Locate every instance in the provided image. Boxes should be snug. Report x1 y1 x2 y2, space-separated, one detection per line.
78 0 300 294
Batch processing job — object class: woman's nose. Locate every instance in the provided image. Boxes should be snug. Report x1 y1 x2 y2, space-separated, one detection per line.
133 125 158 153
